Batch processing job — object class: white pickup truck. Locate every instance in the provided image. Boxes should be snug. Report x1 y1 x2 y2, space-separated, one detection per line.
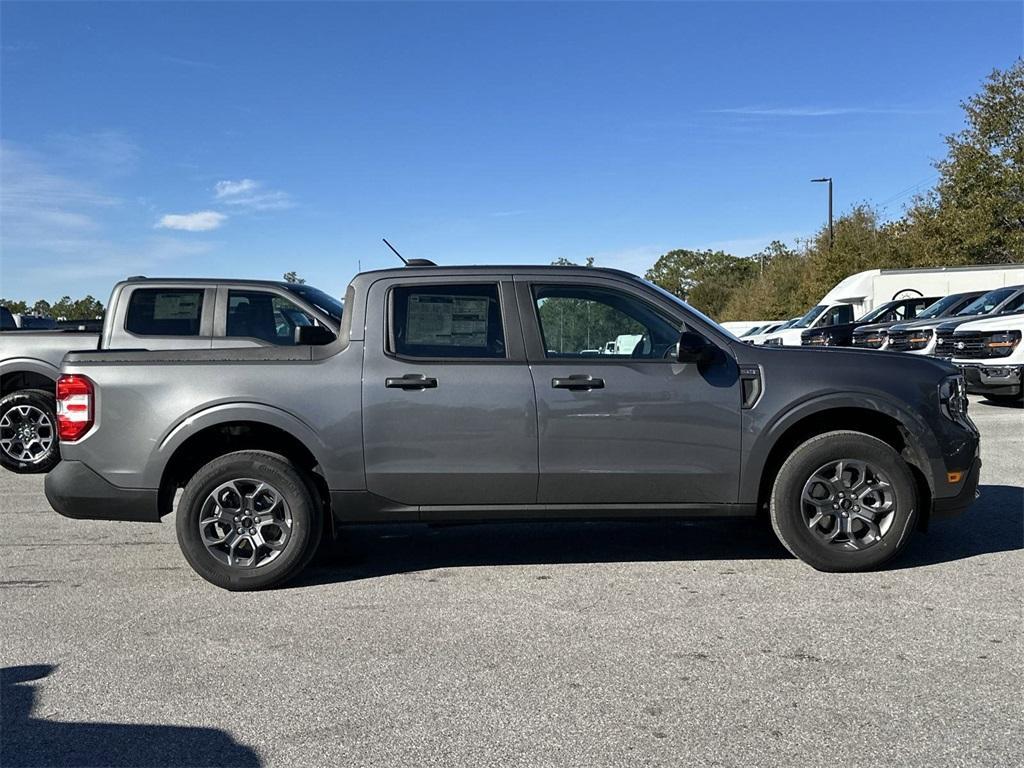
950 312 1024 405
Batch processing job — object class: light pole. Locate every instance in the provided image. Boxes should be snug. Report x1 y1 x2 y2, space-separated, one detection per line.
811 177 833 250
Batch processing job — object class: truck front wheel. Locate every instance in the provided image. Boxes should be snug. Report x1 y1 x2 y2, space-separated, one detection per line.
0 389 60 474
769 431 919 572
175 450 323 590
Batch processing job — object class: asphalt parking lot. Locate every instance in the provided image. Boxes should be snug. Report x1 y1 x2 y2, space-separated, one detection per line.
1 395 1021 768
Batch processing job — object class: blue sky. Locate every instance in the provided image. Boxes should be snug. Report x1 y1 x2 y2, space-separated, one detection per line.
1 1 1021 302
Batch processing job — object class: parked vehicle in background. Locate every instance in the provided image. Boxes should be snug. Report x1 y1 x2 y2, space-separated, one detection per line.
0 307 16 331
932 286 1024 359
45 264 980 590
757 264 1024 346
949 311 1024 406
12 314 58 330
883 286 1024 357
801 296 939 347
853 291 986 350
720 320 773 336
743 317 799 345
0 277 342 474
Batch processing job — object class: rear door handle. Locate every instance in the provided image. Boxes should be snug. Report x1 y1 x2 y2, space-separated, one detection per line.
386 373 438 390
552 374 605 390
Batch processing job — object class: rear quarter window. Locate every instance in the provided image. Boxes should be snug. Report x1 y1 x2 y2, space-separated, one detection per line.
125 289 204 336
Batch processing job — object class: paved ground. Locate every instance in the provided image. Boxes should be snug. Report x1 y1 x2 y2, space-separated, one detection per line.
1 395 1021 768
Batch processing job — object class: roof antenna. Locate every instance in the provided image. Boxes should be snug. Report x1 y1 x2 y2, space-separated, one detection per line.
382 238 408 265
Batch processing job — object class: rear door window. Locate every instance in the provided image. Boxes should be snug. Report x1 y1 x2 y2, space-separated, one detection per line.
390 284 506 359
125 289 204 336
226 290 319 345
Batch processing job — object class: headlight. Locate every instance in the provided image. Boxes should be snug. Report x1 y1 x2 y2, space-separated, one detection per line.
938 374 969 424
857 332 887 349
762 337 783 346
907 329 933 350
985 330 1021 357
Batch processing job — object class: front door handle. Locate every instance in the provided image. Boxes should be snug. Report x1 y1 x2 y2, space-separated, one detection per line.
386 373 438 390
552 374 605 390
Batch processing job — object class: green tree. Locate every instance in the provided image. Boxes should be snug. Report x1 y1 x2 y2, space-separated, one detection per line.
1 298 30 314
50 295 104 321
645 249 759 319
926 59 1024 262
283 271 306 284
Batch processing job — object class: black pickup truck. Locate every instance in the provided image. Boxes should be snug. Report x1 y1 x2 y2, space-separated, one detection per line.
801 296 940 347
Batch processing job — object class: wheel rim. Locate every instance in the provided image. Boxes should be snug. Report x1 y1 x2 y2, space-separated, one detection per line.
198 478 293 569
0 405 55 464
800 459 897 551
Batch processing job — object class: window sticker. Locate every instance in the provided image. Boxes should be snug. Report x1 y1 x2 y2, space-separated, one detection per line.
153 292 201 320
406 295 489 347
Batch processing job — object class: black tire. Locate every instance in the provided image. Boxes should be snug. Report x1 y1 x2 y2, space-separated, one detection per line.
0 388 60 474
769 430 918 572
175 450 323 590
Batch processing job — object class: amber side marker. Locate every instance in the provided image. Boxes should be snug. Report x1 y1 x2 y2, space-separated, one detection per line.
947 471 963 484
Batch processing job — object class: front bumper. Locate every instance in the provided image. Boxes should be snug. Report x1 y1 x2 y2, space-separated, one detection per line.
931 456 981 520
45 460 160 523
956 363 1023 397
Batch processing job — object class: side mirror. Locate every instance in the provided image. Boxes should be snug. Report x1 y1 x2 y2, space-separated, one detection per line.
294 324 336 346
677 331 716 364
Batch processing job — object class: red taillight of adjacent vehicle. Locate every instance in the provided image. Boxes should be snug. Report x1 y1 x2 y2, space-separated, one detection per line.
56 374 94 441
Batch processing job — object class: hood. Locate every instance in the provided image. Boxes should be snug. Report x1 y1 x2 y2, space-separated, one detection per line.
950 313 1024 333
934 314 992 332
741 339 957 378
852 321 894 336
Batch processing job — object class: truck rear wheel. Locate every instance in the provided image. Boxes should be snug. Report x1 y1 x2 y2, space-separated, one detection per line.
0 389 60 474
175 450 323 590
769 431 918 572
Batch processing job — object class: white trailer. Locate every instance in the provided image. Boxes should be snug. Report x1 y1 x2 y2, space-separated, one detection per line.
758 264 1024 346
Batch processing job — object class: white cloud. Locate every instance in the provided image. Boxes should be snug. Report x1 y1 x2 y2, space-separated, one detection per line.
155 211 226 231
214 179 258 198
213 178 293 210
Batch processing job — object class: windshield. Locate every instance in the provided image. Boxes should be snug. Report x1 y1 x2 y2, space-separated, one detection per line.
956 286 1016 316
283 284 344 324
642 279 740 341
915 293 967 319
791 305 826 329
857 301 900 323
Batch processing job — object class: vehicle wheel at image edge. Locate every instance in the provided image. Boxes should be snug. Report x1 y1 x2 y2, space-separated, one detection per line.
175 450 323 590
0 389 60 474
769 430 919 572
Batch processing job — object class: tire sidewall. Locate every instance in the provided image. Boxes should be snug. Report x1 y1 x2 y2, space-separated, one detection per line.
175 451 321 590
0 389 61 474
770 432 918 572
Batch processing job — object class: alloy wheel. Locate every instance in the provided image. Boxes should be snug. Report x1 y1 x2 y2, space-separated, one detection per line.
0 405 55 464
198 478 293 568
800 459 897 550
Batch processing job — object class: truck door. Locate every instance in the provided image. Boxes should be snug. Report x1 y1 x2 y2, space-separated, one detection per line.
361 276 538 507
518 276 742 506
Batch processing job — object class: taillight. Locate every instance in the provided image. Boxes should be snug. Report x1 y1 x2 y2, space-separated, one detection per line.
56 374 94 441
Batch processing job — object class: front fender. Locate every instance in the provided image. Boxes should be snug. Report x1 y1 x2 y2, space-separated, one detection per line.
740 390 943 504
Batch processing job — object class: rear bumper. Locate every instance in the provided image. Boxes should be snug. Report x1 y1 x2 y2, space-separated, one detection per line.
45 460 160 523
931 457 981 520
956 363 1023 396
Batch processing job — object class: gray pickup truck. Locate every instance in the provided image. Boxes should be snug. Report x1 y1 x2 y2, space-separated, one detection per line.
1 278 341 473
46 265 981 590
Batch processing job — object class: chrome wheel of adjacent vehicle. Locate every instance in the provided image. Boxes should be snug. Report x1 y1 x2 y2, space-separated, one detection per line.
800 459 897 551
0 404 55 465
198 478 293 569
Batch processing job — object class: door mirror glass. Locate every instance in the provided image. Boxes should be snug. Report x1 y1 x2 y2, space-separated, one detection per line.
677 331 716 364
